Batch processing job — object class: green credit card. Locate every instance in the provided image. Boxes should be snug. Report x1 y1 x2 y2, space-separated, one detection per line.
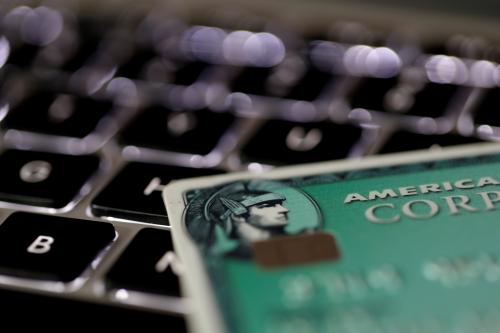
164 144 500 333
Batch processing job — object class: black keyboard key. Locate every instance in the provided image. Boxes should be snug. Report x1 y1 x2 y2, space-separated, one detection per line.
473 88 500 127
0 287 186 330
107 228 180 296
173 61 209 86
0 150 99 208
61 17 113 71
379 130 483 154
117 48 163 80
61 36 99 71
118 50 208 85
3 91 114 138
285 65 334 101
350 77 399 111
351 79 459 117
425 36 488 59
241 119 363 165
231 67 273 96
406 83 459 117
120 106 235 155
7 44 40 68
91 162 224 224
284 44 339 101
0 212 115 282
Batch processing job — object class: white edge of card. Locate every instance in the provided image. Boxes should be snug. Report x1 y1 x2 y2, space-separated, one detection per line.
163 141 500 333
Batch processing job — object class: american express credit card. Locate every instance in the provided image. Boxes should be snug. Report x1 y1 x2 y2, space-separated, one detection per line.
164 143 500 333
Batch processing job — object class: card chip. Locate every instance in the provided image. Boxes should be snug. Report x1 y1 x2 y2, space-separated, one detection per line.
251 232 341 269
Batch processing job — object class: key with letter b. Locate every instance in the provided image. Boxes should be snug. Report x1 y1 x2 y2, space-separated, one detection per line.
27 235 54 254
0 212 115 282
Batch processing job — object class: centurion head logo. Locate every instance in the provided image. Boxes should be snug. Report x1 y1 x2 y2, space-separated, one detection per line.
209 185 289 243
184 180 324 259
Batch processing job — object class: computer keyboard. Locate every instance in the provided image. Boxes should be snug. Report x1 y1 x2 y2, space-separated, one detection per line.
0 0 499 328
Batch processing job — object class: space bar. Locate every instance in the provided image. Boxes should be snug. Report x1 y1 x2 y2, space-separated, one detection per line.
0 287 187 330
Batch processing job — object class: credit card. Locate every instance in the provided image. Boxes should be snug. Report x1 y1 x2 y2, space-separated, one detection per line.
163 143 500 333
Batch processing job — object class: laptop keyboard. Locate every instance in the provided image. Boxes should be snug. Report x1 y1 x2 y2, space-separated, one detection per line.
0 1 499 327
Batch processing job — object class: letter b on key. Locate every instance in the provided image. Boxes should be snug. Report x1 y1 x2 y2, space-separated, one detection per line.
27 235 54 254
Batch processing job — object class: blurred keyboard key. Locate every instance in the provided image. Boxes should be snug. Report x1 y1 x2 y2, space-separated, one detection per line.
173 61 209 86
0 287 187 330
3 91 114 138
116 48 163 80
473 88 500 127
120 106 235 155
118 48 209 85
0 150 99 208
241 119 363 165
61 37 99 72
231 67 273 96
282 42 342 101
351 79 459 118
0 212 115 282
6 44 40 68
106 228 180 296
406 83 459 117
61 17 114 71
349 77 399 111
425 36 488 59
285 64 334 101
379 130 483 154
91 162 224 224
